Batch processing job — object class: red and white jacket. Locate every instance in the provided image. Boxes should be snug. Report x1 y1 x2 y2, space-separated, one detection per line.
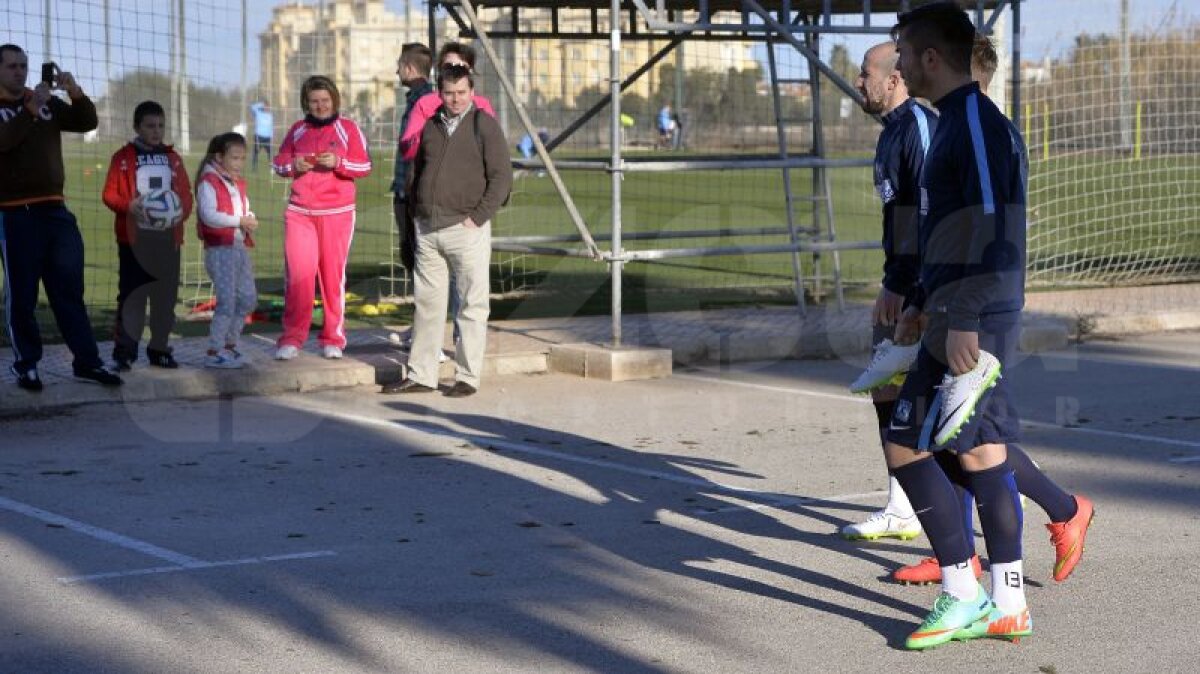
101 140 193 246
195 164 254 248
271 115 371 216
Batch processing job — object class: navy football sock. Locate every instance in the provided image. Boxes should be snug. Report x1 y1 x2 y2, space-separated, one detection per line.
873 400 895 446
968 459 1023 565
1008 443 1077 523
933 450 977 544
891 457 973 566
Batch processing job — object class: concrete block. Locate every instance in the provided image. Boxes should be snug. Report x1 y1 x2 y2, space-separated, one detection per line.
549 343 672 381
1020 322 1070 353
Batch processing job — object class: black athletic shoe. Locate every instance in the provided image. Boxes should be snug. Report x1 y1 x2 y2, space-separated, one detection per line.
147 349 179 369
380 378 435 395
444 381 477 398
112 356 134 371
11 365 43 392
73 365 123 387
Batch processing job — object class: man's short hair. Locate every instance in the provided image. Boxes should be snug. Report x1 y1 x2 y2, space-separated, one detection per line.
892 1 975 76
401 42 433 77
0 44 25 63
133 100 165 127
438 63 474 91
438 42 478 70
300 75 341 114
972 33 999 80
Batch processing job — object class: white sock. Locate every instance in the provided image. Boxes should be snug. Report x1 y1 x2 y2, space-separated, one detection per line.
941 561 979 601
990 561 1027 613
885 475 915 518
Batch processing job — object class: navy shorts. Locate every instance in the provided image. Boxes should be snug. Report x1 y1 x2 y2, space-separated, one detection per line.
884 311 1022 453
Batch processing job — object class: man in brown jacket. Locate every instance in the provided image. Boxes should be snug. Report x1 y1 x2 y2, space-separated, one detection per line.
0 44 122 391
384 63 511 397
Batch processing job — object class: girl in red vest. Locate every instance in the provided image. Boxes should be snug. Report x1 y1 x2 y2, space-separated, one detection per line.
271 75 372 360
195 132 258 368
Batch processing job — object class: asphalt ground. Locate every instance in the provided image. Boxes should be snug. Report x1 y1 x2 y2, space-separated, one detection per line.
1 331 1197 673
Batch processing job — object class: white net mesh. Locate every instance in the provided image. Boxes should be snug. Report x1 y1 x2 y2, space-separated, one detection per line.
1 0 1197 345
1021 3 1200 286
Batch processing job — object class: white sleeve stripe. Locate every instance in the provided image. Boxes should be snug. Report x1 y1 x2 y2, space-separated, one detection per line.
912 106 931 156
965 93 996 216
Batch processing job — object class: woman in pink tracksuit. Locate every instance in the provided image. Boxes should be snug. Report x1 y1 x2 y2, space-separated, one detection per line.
271 75 371 360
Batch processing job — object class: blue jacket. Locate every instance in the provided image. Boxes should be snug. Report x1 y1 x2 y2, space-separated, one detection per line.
250 102 273 139
874 98 936 298
392 79 435 196
916 82 1028 331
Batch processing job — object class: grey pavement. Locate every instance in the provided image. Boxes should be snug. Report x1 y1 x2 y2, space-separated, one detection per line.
0 331 1197 671
2 282 1199 416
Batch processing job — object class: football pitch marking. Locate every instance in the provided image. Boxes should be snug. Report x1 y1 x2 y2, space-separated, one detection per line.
0 495 335 585
676 370 1200 454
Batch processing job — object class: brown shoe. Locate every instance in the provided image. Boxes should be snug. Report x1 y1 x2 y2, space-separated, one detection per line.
381 378 435 394
444 381 477 398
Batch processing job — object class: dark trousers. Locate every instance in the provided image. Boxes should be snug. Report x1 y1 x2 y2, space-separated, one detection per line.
252 135 271 170
0 203 102 372
113 234 181 360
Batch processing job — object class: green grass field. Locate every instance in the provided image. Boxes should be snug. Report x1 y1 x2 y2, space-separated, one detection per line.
8 143 1199 345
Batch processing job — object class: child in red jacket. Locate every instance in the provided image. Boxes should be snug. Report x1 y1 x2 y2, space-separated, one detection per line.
101 100 193 370
195 133 258 369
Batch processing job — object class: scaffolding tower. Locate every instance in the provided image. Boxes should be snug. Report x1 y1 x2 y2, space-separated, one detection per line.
430 0 1019 345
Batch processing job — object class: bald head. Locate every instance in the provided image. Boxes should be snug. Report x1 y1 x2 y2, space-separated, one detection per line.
866 42 900 74
855 41 907 115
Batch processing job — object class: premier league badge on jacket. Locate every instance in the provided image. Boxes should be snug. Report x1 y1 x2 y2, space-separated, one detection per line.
876 178 896 204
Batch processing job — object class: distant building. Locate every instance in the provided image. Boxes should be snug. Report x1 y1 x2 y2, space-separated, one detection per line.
260 0 439 119
484 8 759 108
1021 57 1053 84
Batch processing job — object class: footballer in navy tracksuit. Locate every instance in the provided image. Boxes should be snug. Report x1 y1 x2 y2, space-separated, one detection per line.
872 97 936 347
887 80 1027 453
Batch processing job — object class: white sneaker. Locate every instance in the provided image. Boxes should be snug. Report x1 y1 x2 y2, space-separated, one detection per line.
438 349 448 363
850 339 920 394
205 349 245 369
323 345 343 359
275 345 300 361
840 509 923 541
934 350 1002 446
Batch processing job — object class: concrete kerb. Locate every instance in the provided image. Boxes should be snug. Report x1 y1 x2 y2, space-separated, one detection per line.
6 288 1200 416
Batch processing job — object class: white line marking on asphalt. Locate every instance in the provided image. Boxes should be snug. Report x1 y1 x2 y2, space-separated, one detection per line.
678 370 1200 453
56 551 338 585
693 491 886 516
287 402 857 514
1168 455 1200 464
0 495 205 567
0 496 336 584
676 372 867 405
1019 420 1200 450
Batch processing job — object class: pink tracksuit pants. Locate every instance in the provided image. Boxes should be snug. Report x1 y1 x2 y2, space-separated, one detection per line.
278 209 355 349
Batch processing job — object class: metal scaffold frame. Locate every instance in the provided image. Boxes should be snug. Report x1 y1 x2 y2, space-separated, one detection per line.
431 1 1019 345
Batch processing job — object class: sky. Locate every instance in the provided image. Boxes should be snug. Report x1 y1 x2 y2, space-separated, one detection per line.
1 0 1193 97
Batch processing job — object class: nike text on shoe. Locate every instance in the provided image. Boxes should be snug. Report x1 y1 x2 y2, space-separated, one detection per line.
11 365 43 392
840 509 922 541
933 350 1002 446
893 554 983 585
275 345 300 361
73 365 123 387
850 339 920 394
905 583 993 650
1047 494 1094 582
952 605 1033 643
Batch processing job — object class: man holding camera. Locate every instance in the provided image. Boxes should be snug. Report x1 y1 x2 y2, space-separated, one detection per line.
0 44 122 390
